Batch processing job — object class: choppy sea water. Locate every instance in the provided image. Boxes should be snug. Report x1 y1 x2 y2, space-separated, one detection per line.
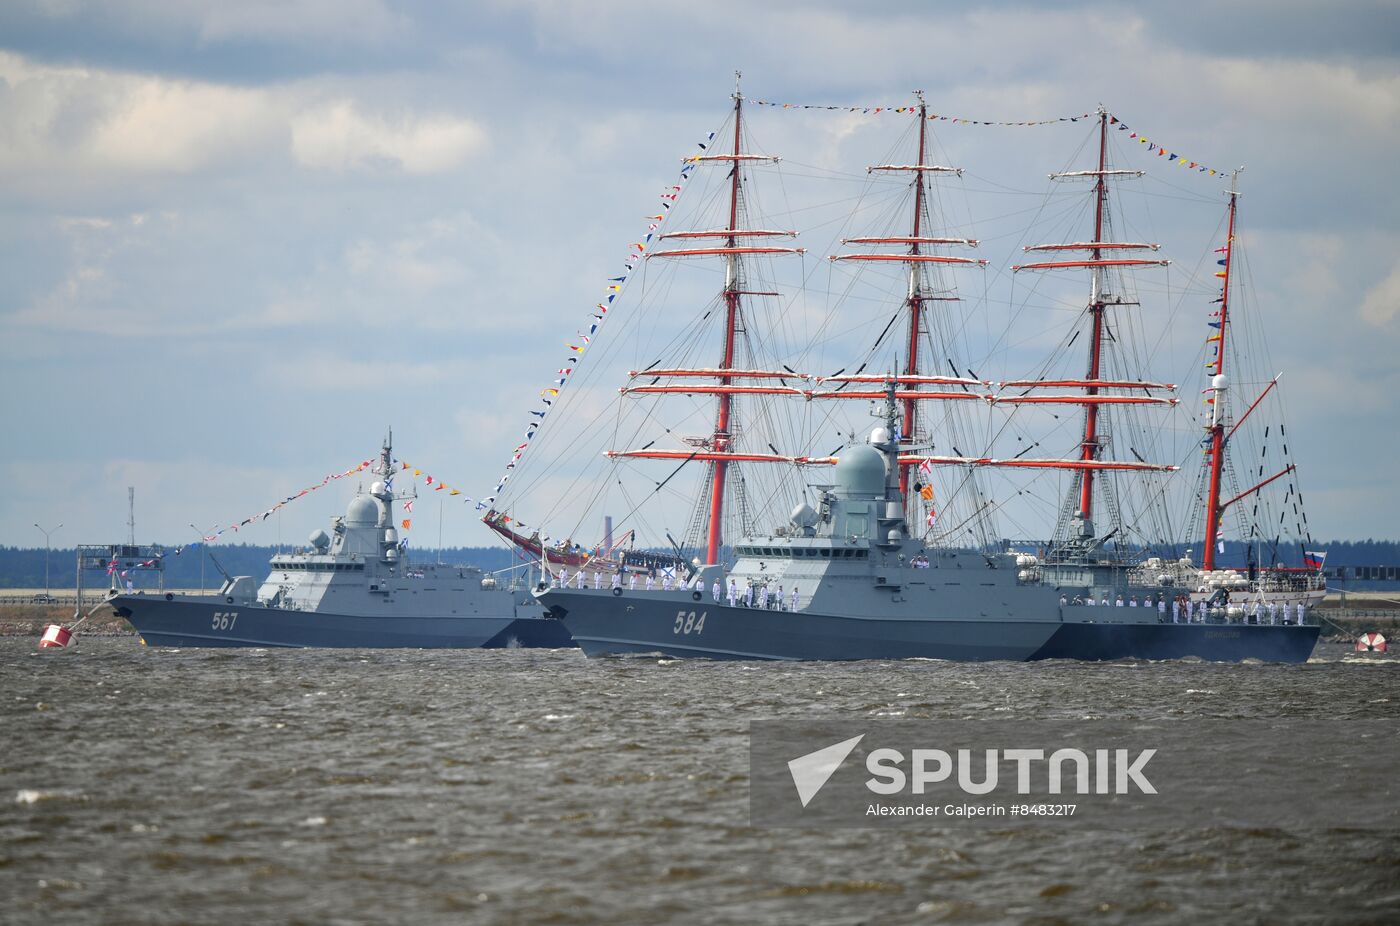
1 638 1396 925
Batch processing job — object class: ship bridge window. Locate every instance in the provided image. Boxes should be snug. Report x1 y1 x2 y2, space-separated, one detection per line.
820 549 831 557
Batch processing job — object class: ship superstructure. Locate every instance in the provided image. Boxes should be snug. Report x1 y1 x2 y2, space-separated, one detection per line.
111 436 573 649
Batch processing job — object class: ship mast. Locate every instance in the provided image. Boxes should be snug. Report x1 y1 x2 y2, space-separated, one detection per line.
900 92 931 504
623 74 805 565
1194 172 1296 570
827 93 987 530
1200 177 1238 571
1077 110 1111 522
610 99 1179 561
1010 107 1174 553
704 83 745 566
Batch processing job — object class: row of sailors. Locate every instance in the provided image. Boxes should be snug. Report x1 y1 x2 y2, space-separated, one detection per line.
551 568 801 610
1059 592 1309 625
714 578 800 611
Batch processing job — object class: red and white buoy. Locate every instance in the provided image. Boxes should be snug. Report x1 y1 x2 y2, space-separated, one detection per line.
39 624 75 649
1355 632 1388 653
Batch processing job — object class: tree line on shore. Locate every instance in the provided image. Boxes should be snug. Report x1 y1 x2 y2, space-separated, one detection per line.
2 539 1399 589
0 544 527 588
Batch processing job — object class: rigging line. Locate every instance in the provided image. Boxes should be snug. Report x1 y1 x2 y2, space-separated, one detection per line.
506 271 717 522
981 185 1081 368
501 311 671 511
507 216 711 505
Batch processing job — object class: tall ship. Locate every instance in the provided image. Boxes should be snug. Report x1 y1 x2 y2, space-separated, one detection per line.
488 86 1323 662
110 436 573 649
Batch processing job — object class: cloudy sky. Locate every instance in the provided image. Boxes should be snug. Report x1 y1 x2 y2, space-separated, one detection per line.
1 0 1396 553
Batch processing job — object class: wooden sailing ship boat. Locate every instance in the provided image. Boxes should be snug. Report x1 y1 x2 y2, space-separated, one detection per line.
486 85 1322 660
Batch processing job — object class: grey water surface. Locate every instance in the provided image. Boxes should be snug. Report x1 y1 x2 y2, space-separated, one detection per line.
1 638 1396 925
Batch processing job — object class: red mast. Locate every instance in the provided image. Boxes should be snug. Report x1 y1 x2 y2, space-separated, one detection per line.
1076 109 1111 520
1009 110 1174 548
1193 174 1297 569
900 93 930 504
827 93 985 527
1201 179 1238 570
704 86 745 565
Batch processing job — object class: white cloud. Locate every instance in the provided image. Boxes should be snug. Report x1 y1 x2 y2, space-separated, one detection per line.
0 52 485 176
1359 258 1400 327
90 79 282 172
290 101 485 174
264 351 452 392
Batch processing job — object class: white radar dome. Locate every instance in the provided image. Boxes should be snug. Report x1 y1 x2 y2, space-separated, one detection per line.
834 444 887 497
346 495 383 527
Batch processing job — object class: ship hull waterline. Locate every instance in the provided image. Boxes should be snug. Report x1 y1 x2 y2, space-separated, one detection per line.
541 589 1320 664
111 594 576 649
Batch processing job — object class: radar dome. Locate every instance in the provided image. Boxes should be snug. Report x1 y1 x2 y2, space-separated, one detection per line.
869 426 892 446
309 529 330 551
834 444 887 498
346 494 383 527
1211 374 1229 391
790 502 818 528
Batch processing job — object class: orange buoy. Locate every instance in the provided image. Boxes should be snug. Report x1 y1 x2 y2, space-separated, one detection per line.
1355 632 1388 653
39 624 74 649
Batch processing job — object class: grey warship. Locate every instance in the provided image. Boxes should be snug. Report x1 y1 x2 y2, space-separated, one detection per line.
508 92 1324 663
112 438 573 649
537 388 1318 663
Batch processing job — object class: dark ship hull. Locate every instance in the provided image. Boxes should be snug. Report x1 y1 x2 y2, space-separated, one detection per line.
113 593 574 649
541 588 1319 663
